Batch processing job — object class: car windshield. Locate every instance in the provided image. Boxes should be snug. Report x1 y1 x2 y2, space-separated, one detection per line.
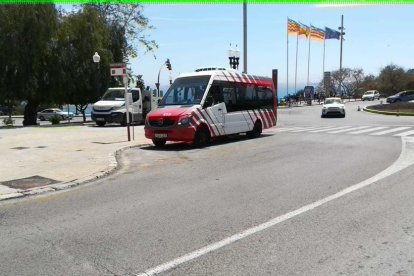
159 76 210 106
102 89 125 101
324 99 341 104
365 92 374 95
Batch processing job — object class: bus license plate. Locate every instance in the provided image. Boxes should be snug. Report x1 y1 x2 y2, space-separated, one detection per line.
155 133 167 139
96 118 105 121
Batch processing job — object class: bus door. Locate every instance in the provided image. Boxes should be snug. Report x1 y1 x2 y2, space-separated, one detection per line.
204 85 226 135
223 85 251 135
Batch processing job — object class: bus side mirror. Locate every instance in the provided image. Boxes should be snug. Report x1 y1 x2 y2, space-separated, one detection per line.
204 96 213 108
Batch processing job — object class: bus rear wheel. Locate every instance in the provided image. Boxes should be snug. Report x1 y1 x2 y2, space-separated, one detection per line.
193 128 210 148
247 120 262 139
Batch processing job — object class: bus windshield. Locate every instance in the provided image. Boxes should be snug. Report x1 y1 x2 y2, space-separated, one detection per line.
159 76 210 106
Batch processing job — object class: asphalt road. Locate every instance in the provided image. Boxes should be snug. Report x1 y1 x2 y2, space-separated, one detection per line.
1 101 413 275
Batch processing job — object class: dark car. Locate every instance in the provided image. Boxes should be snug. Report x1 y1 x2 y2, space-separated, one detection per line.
386 90 414 103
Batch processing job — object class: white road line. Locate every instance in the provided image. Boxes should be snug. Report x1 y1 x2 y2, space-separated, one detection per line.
309 126 351 133
371 127 412 136
135 137 414 276
289 126 334 132
349 126 388 134
327 126 370 134
394 130 414 137
271 127 304 132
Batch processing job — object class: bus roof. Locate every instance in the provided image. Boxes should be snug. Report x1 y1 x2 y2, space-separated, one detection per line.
177 68 273 87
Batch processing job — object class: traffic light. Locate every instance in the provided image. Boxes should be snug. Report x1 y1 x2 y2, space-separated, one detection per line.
166 59 172 71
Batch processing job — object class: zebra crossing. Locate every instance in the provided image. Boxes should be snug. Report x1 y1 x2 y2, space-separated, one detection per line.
271 125 414 137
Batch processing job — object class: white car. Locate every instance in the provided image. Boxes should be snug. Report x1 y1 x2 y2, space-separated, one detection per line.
362 90 380 101
321 97 346 118
37 108 74 121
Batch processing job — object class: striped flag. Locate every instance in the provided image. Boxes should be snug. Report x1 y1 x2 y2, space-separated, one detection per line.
325 27 341 40
310 25 325 42
298 23 310 38
288 18 300 35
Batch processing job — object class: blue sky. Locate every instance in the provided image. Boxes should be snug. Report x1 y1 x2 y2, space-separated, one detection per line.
131 4 414 98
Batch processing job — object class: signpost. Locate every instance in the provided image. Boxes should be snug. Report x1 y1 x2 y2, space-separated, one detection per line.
110 63 131 141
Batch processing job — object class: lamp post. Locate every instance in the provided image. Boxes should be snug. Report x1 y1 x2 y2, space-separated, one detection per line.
92 52 100 123
155 58 172 98
228 44 240 70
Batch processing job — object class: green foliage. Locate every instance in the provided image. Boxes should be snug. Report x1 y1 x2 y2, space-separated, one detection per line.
377 64 407 96
85 4 158 60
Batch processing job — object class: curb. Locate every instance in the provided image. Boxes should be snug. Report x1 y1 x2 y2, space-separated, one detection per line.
0 143 149 202
363 107 414 116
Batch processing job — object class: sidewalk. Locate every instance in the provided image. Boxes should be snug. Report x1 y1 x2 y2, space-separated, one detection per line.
0 124 149 201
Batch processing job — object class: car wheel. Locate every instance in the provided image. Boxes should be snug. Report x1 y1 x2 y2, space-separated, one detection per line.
193 127 210 148
321 114 326 118
96 121 106 127
61 115 65 120
152 139 167 147
39 116 45 121
247 120 262 139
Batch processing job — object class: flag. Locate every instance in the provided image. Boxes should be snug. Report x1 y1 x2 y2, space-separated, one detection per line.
310 25 325 42
288 18 300 36
298 23 310 38
325 27 340 40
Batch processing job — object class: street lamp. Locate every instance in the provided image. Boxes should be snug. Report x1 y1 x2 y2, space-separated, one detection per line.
93 52 100 68
228 44 240 70
155 58 172 98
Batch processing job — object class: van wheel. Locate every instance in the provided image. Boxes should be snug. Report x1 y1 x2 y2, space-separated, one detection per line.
152 139 166 147
247 120 262 138
193 128 210 148
96 121 106 127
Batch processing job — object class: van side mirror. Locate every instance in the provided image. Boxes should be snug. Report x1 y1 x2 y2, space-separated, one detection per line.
204 96 213 108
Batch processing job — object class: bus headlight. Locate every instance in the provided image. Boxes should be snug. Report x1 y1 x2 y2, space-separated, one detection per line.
178 117 190 127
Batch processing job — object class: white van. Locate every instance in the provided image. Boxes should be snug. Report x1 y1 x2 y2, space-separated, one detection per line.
91 87 159 126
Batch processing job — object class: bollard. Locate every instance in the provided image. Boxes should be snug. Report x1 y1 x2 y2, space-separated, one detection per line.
357 106 361 111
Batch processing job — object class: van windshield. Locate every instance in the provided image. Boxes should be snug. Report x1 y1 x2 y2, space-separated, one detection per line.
102 89 125 101
159 76 210 106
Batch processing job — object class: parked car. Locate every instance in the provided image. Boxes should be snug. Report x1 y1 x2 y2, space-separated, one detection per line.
362 90 380 101
37 108 74 121
321 97 346 118
386 90 414 103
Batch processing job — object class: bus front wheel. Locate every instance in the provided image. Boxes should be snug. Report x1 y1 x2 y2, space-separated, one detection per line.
152 139 166 147
193 128 210 148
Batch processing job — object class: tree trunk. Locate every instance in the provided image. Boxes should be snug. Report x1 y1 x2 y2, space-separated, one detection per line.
23 100 38 126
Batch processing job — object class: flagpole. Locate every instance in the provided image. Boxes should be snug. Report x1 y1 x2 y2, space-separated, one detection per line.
323 36 326 97
294 33 299 97
287 17 289 100
307 27 311 85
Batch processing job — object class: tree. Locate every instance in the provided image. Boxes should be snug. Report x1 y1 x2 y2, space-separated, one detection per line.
330 68 365 99
0 5 58 125
86 4 158 60
377 64 407 96
56 7 111 122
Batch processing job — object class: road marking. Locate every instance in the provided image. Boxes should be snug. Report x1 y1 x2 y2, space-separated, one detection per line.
136 137 414 276
394 130 414 137
349 126 388 134
289 126 334 132
327 126 370 134
309 126 351 133
371 127 411 136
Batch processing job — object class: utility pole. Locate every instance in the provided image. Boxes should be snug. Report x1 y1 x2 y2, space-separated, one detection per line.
243 1 247 74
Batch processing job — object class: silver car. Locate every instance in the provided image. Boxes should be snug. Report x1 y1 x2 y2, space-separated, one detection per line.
37 108 74 121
